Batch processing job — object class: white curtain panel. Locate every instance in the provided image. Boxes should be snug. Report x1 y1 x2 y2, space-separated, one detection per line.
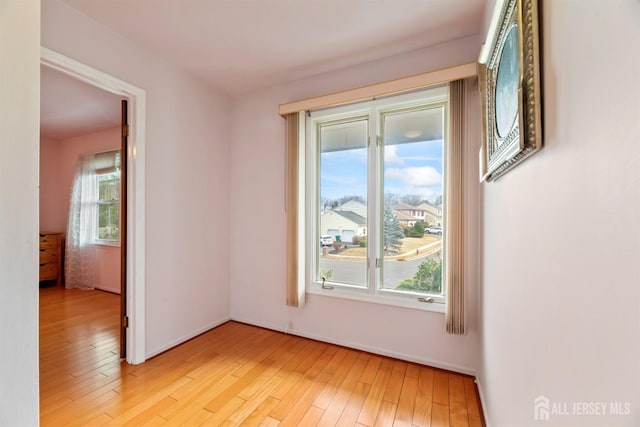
65 154 98 290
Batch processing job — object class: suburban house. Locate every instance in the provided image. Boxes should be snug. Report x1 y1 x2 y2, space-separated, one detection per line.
417 202 443 226
321 209 367 243
392 208 420 228
335 199 367 218
392 202 443 227
2 0 639 426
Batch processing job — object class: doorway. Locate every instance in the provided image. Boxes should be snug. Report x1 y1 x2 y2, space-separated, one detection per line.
40 47 146 364
40 63 124 357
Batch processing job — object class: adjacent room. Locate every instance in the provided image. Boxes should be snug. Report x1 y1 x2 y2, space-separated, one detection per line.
0 0 638 426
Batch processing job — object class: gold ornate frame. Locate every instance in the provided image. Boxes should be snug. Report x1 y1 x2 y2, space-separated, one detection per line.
479 0 542 181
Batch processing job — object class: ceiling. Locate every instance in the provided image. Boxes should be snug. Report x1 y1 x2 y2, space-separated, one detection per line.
42 0 486 140
41 66 122 140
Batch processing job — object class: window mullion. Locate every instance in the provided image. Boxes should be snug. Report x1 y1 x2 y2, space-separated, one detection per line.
367 113 378 296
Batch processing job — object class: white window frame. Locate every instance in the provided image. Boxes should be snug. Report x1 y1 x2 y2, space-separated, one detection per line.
95 150 121 246
304 87 449 313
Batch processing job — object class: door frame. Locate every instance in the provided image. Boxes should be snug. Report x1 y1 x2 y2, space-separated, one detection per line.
41 47 147 364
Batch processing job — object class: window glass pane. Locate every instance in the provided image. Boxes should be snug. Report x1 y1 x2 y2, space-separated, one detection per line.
98 172 120 201
98 202 120 241
317 118 368 287
381 106 444 294
97 171 120 241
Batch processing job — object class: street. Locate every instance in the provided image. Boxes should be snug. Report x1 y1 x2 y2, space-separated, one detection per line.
319 251 440 289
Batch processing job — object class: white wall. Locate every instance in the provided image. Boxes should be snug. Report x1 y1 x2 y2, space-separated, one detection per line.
0 0 40 424
42 0 231 357
229 35 483 374
478 1 640 425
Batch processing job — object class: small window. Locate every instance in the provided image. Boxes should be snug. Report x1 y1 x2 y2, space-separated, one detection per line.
96 151 120 243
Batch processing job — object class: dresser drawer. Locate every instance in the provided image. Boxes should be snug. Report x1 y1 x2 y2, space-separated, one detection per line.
39 263 58 281
39 249 58 264
39 235 59 249
39 232 63 285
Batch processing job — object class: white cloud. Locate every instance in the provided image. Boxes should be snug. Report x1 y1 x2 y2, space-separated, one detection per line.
385 166 442 199
384 145 404 165
386 166 442 187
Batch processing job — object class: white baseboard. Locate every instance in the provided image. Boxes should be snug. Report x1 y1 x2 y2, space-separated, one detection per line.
230 315 476 377
94 285 120 295
145 315 231 359
230 316 286 334
143 313 478 378
474 376 491 426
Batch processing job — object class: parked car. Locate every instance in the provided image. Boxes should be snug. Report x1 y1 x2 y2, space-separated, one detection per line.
320 235 334 246
425 226 443 235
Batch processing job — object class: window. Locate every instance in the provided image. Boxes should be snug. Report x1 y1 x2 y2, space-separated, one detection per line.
306 86 449 308
95 150 121 243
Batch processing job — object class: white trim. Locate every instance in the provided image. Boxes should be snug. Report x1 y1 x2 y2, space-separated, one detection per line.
474 377 491 426
286 327 475 376
145 316 231 359
306 88 449 310
279 62 476 115
230 315 475 376
93 241 120 248
306 285 446 313
40 47 147 365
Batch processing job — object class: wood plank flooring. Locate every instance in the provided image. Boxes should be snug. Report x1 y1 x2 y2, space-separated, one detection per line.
40 286 484 426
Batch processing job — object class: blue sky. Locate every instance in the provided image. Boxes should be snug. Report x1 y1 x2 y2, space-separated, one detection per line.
320 139 443 202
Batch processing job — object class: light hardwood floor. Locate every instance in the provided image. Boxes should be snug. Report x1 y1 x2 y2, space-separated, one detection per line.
39 286 484 426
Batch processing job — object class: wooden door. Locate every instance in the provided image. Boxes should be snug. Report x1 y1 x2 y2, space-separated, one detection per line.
120 99 128 359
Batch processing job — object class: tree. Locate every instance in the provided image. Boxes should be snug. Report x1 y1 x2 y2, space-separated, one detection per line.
400 194 423 206
404 221 425 238
413 221 425 236
383 207 404 255
395 253 442 293
322 195 365 212
414 256 442 293
337 195 365 206
384 192 400 208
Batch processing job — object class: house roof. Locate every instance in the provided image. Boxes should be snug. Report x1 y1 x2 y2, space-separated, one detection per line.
417 202 441 215
393 210 416 221
337 200 367 210
332 210 367 226
392 203 418 211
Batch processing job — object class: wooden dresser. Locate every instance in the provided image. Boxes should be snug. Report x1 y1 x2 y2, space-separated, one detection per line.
39 232 64 286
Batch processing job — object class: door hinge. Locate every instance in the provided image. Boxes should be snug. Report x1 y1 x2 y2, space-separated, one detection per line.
123 316 129 328
376 135 382 147
376 258 382 268
122 124 130 137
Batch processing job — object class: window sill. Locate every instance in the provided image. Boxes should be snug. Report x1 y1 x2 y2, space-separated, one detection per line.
94 241 120 248
306 285 446 314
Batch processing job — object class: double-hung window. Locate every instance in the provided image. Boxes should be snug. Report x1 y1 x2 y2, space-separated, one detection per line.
95 150 121 244
306 85 449 310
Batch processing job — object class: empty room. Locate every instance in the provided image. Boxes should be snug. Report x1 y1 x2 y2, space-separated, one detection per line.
0 0 638 426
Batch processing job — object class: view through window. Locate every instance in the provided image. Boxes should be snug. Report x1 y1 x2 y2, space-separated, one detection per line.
96 151 120 242
311 86 447 301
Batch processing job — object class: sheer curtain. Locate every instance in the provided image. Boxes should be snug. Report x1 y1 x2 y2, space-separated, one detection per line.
65 154 98 290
